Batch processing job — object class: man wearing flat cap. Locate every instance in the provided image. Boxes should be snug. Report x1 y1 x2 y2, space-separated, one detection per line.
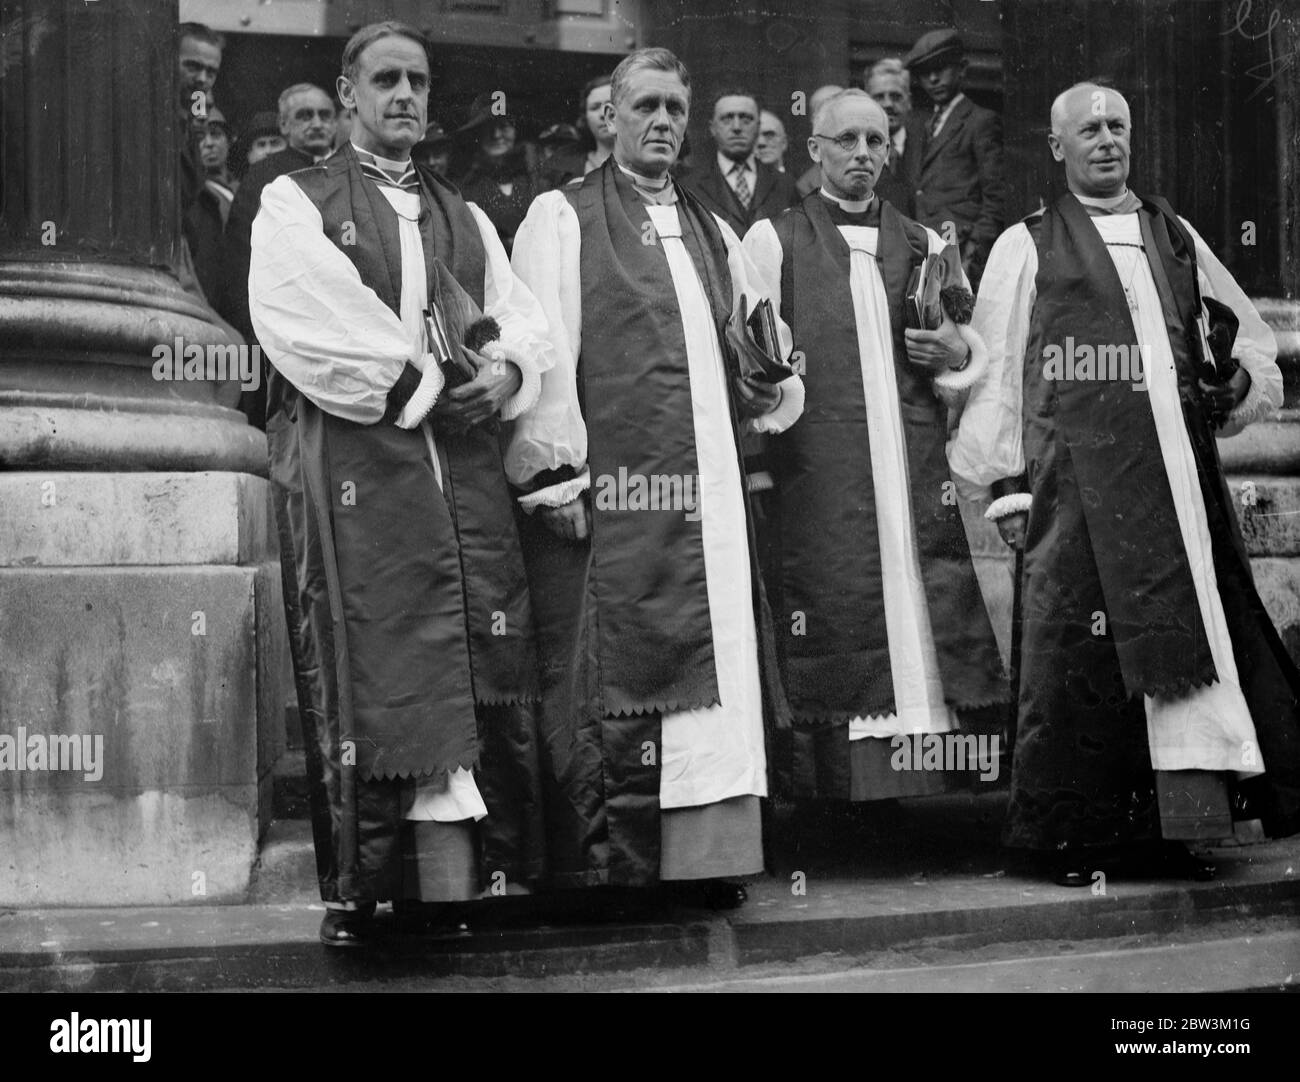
904 28 1007 288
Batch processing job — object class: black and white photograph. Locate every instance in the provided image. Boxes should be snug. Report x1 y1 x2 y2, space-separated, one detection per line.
1 0 1298 1036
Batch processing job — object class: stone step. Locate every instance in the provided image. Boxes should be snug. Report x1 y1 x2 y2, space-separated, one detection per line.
1228 474 1300 555
1220 411 1300 473
248 817 319 905
6 814 1296 991
641 925 1300 993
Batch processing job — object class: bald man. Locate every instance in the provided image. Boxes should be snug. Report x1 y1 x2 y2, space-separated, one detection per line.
953 82 1300 885
745 90 1006 809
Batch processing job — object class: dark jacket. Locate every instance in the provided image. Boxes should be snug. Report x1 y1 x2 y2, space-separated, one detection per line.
680 152 798 236
183 182 228 313
912 96 1007 260
872 121 923 218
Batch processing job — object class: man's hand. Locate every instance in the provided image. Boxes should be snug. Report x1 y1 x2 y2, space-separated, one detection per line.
430 351 522 436
538 495 591 541
733 376 782 419
905 316 969 373
1198 366 1250 422
997 511 1028 551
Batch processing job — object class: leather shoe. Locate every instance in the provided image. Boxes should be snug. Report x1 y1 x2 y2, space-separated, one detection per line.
1156 841 1217 882
1052 865 1093 888
667 879 749 910
319 904 375 948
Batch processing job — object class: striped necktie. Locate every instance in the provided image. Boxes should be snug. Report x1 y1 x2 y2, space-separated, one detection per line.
730 161 751 208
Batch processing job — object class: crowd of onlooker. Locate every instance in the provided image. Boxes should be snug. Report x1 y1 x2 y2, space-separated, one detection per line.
173 22 1005 428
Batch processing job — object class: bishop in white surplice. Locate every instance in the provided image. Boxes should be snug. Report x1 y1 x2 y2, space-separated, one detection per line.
951 83 1299 876
503 51 804 897
742 91 1007 804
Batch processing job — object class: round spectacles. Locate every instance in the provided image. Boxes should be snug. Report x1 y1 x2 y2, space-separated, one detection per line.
811 131 887 153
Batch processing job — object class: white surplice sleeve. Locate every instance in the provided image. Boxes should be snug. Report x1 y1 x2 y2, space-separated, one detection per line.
466 202 553 420
741 218 785 312
1179 216 1282 438
505 191 590 508
250 174 424 425
721 217 804 434
948 222 1037 515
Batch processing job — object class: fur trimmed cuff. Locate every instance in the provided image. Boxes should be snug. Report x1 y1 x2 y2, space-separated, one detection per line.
984 492 1032 521
518 467 591 512
932 323 988 393
747 470 775 493
394 360 445 430
487 341 543 422
749 374 806 435
1219 370 1271 438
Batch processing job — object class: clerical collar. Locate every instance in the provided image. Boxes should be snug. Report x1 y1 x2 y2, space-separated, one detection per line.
615 160 671 192
352 143 411 169
353 143 419 193
1075 188 1135 211
1074 188 1142 217
819 187 875 215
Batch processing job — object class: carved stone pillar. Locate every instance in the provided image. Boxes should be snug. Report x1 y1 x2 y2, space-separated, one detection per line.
0 0 284 905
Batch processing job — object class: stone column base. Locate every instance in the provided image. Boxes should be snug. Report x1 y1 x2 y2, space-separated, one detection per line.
0 472 285 906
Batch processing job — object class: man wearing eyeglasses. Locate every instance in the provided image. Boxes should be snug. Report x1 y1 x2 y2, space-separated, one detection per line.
744 89 1006 812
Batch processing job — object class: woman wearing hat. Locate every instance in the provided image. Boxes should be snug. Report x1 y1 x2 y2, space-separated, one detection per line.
453 92 539 254
198 104 239 223
413 120 453 178
241 110 287 174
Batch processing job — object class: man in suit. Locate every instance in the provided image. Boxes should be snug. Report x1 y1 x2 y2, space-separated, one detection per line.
904 29 1007 287
684 89 798 236
866 58 919 218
